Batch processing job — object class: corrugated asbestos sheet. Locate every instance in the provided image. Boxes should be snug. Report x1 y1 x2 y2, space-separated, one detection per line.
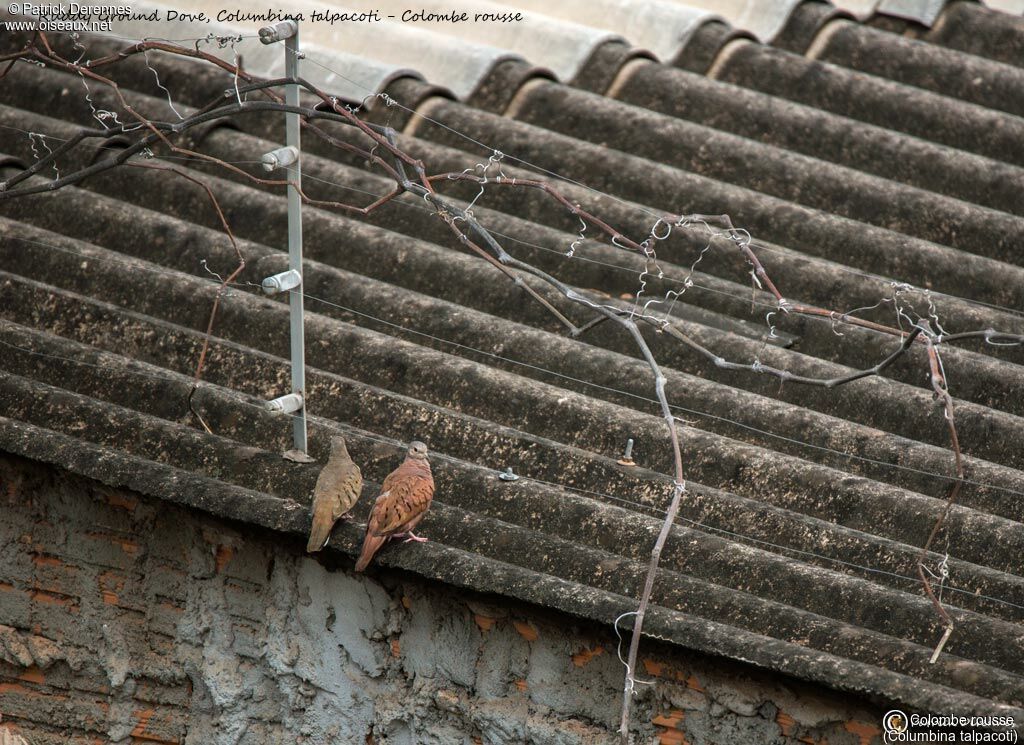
2 0 1023 726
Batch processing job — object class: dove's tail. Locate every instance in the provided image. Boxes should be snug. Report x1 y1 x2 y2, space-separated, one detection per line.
306 509 334 553
354 532 387 572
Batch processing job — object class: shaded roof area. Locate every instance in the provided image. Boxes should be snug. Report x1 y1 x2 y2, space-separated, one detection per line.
2 0 1024 729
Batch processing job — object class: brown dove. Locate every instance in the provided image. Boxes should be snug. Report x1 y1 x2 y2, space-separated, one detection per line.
306 436 363 553
354 441 434 572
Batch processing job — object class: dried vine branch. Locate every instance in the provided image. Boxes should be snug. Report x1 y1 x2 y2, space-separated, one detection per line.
3 32 1023 744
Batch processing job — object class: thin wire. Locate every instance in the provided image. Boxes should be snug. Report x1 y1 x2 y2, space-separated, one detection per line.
1 97 1021 495
614 611 655 691
0 141 854 325
143 47 185 120
294 288 1024 501
6 235 232 288
290 48 663 221
7 30 1024 321
744 238 1024 320
158 147 1024 326
0 332 1021 615
289 49 1024 322
517 471 1024 613
3 42 1019 334
3 227 1022 501
131 149 1021 336
295 167 745 302
285 177 1024 332
2 103 1021 326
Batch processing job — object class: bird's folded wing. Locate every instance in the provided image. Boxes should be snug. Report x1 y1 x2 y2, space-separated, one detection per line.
374 477 434 536
318 462 362 506
316 458 357 494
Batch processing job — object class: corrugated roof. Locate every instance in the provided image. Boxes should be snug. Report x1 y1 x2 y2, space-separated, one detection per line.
76 0 1024 100
2 0 1024 732
918 1 1024 65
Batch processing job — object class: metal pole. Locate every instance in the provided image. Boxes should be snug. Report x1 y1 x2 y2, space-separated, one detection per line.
284 26 308 456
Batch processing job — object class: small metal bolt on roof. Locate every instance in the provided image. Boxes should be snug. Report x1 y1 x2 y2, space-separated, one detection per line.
258 19 312 463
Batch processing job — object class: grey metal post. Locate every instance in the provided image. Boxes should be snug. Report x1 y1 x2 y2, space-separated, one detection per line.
284 27 307 456
259 19 309 459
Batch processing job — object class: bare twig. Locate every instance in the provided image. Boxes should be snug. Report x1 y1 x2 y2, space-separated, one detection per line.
127 161 245 431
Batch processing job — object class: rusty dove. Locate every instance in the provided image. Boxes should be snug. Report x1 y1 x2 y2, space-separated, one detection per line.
354 440 434 572
306 436 363 553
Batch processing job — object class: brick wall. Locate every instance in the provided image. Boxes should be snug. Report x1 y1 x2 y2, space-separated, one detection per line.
0 453 885 744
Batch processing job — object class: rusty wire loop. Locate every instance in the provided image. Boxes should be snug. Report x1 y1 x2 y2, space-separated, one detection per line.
2 32 1024 745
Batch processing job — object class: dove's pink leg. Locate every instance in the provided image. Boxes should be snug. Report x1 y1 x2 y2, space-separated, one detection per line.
397 532 428 543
